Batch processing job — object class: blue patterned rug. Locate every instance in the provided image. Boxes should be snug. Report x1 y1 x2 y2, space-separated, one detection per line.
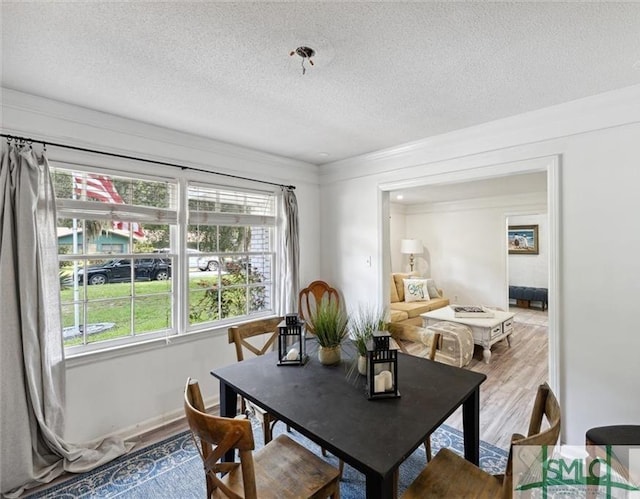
26 423 507 498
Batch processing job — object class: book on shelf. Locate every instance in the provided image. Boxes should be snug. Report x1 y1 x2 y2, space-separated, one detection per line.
450 305 495 318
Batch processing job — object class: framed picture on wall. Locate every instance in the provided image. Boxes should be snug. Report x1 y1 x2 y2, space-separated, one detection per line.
508 225 539 254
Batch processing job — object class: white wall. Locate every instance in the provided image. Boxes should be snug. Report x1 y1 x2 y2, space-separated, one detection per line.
1 89 321 442
319 85 640 444
389 203 406 272
508 214 548 289
388 197 547 307
393 193 546 308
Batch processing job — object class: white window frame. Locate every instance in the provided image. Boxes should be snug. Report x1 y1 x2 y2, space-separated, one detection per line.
53 162 281 357
55 165 179 356
185 181 277 333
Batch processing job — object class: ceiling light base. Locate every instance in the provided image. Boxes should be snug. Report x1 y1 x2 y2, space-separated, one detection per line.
290 46 316 75
294 46 315 59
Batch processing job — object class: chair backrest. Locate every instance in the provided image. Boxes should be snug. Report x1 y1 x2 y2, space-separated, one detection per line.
501 382 561 497
228 317 284 362
428 332 441 361
298 280 340 334
184 378 258 499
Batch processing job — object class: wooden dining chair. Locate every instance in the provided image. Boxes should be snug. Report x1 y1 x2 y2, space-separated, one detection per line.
298 280 340 335
184 378 341 499
229 316 345 479
228 317 284 445
421 331 441 462
297 281 346 476
401 382 561 499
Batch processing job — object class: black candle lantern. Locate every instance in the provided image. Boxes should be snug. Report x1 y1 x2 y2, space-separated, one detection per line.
277 317 308 366
285 313 298 325
366 331 400 399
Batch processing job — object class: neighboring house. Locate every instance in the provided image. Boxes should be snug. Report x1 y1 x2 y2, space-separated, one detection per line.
56 227 143 254
57 228 143 254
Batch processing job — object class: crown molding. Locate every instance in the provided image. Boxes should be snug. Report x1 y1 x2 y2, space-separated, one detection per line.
401 192 547 214
1 88 320 187
320 84 640 184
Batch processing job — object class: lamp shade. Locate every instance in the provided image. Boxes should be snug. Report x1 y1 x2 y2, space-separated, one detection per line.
400 239 423 255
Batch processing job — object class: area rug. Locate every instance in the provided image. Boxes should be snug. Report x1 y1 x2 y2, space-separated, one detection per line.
26 423 508 498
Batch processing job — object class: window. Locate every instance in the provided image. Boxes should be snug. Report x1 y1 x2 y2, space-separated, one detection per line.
54 168 177 353
100 243 124 253
53 166 277 354
187 183 276 327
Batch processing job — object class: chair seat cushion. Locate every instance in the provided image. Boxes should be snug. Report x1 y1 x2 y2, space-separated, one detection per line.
401 448 502 498
390 309 409 322
586 425 640 445
391 297 449 318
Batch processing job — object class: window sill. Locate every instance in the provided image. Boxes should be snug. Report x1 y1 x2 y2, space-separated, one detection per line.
64 326 227 368
64 312 279 368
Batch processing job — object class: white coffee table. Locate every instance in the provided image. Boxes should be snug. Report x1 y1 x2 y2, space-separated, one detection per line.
421 307 515 364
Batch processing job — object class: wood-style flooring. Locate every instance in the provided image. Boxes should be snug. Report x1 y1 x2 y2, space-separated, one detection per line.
401 306 549 449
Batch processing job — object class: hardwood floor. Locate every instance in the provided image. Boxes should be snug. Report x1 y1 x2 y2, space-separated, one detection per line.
401 306 549 449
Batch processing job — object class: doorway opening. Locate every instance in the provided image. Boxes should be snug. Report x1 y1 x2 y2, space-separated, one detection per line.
379 155 558 447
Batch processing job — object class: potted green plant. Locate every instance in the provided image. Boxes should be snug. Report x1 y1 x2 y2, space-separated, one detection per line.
308 300 349 365
350 305 387 375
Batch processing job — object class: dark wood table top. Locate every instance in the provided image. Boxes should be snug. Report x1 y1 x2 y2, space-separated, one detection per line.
212 351 486 479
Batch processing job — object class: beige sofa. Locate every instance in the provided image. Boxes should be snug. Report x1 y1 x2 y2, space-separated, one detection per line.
387 273 449 343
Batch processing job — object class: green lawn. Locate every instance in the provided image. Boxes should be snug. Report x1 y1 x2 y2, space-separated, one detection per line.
61 273 221 300
61 275 222 346
60 273 263 347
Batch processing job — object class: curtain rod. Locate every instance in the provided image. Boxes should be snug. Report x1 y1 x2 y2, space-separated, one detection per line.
1 133 295 190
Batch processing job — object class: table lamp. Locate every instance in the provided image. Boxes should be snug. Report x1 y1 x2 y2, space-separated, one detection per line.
400 239 423 272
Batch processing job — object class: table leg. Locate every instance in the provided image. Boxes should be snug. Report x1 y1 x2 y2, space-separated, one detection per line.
482 344 492 364
219 380 238 463
365 471 395 499
462 386 480 465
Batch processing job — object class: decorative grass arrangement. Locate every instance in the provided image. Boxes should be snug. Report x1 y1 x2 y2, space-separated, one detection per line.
309 300 349 348
350 305 387 356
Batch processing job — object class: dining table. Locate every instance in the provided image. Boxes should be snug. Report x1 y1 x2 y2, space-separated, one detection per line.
211 348 486 499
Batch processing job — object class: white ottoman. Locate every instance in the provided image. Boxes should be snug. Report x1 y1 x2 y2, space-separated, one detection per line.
425 321 474 367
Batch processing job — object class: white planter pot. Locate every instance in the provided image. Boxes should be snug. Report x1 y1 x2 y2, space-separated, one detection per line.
357 355 367 375
318 346 341 366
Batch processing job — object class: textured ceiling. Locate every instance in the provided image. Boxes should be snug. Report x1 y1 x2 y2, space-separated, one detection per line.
2 2 640 165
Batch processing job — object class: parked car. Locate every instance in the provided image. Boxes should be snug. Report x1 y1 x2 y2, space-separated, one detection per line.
155 248 220 271
78 258 171 285
197 255 220 271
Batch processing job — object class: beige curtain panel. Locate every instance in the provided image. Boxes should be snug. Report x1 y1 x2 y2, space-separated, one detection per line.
277 186 300 315
0 142 131 497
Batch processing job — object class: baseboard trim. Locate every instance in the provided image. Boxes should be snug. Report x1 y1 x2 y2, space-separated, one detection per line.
97 396 220 445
